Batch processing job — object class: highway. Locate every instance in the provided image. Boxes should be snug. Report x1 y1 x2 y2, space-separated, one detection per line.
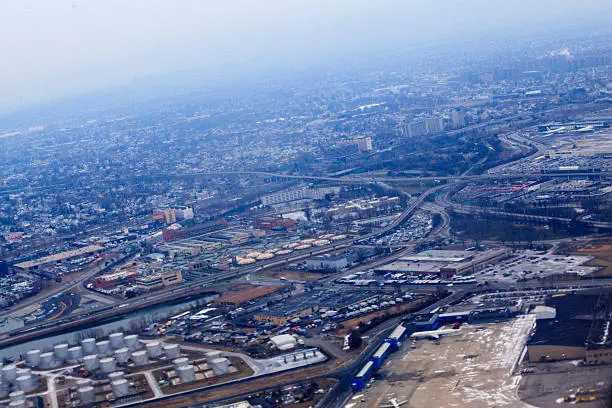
449 204 612 230
171 169 611 184
0 251 130 320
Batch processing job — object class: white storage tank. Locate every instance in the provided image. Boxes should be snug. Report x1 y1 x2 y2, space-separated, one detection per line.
68 346 83 362
209 358 229 376
163 344 180 359
54 344 69 362
146 341 162 358
176 365 195 383
108 371 125 382
9 400 26 408
83 355 99 371
96 340 111 356
206 350 222 361
114 348 131 364
109 332 124 349
81 338 97 354
39 352 56 370
76 379 92 388
78 386 95 404
100 357 116 374
0 381 9 398
172 357 189 369
124 334 140 350
16 375 36 393
25 350 41 368
131 350 149 366
9 390 25 401
2 365 17 383
111 378 129 398
15 368 31 378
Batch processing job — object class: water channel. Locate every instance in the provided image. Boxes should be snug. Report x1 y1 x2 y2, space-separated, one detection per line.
0 293 216 360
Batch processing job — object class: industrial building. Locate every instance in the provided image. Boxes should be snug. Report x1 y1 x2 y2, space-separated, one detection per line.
526 293 612 363
375 248 510 278
135 269 183 291
305 254 349 272
253 290 380 324
213 285 283 307
14 245 104 272
260 186 340 206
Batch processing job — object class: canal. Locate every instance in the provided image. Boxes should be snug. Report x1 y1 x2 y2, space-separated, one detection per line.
0 293 216 360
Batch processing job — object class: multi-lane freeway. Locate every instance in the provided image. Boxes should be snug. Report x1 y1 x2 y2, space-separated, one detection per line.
174 169 611 184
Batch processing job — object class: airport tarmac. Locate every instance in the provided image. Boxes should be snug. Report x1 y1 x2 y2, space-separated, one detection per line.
347 315 536 408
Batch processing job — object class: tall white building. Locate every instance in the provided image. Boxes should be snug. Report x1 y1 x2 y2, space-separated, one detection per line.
425 118 444 134
261 186 341 206
451 108 466 129
356 137 373 152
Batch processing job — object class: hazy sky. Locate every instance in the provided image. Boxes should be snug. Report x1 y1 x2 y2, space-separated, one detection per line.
1 0 611 113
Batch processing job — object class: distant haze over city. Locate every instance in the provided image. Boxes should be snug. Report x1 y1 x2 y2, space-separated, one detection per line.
1 0 611 115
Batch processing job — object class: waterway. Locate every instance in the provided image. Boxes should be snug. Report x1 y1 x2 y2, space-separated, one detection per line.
0 293 216 360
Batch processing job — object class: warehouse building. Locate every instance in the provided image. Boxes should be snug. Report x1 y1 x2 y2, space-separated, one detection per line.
375 248 510 278
527 293 600 363
254 289 379 324
14 245 104 272
213 285 283 307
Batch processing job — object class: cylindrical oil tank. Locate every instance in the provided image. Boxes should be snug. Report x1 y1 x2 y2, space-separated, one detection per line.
0 381 9 398
172 357 189 369
9 390 25 401
163 344 180 359
209 358 229 376
96 340 111 356
2 365 17 383
124 334 140 350
76 379 92 388
111 378 129 398
114 348 131 364
83 355 99 371
39 352 56 370
146 341 162 358
100 357 116 374
68 346 83 362
131 350 149 366
54 344 69 362
81 338 97 355
78 386 95 405
108 371 125 382
15 368 31 378
16 375 36 393
176 365 195 383
9 400 26 408
109 332 124 349
206 350 222 361
25 350 41 368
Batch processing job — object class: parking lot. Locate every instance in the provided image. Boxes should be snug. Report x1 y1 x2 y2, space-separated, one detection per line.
519 362 612 407
478 250 598 283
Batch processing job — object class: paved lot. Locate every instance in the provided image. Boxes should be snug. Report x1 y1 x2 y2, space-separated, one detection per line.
348 315 536 408
519 362 612 408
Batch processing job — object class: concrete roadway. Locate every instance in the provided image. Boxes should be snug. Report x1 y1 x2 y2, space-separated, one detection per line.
0 251 129 321
172 169 611 184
